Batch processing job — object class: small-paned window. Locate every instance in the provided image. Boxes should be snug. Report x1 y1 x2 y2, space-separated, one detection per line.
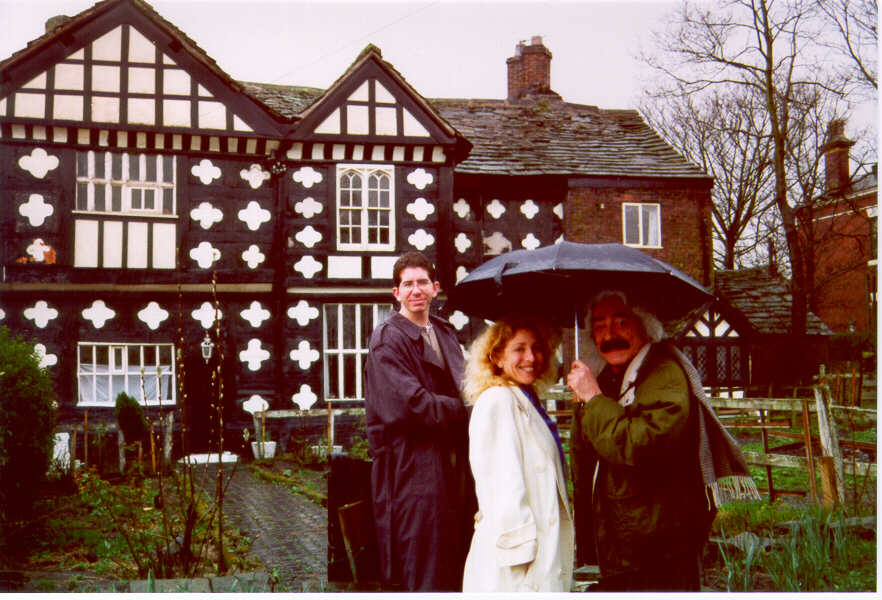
623 203 661 248
336 165 394 250
323 303 392 402
75 151 176 215
77 342 175 406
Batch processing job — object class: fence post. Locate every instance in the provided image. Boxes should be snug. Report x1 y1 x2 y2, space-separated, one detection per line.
814 385 846 505
800 399 819 503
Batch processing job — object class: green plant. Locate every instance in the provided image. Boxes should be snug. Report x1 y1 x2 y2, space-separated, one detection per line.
347 435 371 460
114 392 149 445
0 326 57 539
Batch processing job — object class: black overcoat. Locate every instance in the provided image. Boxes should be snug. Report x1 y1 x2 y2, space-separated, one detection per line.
364 311 476 591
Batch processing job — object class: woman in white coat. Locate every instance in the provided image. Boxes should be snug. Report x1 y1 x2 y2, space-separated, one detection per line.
462 315 574 593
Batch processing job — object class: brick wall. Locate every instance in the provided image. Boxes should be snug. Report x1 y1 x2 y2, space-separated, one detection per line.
564 183 712 285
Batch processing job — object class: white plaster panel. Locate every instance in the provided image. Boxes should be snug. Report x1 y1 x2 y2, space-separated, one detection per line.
452 198 471 219
163 99 191 127
192 301 222 329
128 67 156 94
412 146 424 162
153 223 176 269
83 300 116 329
311 143 325 160
197 84 212 97
375 81 395 103
0 97 6 117
18 194 54 226
376 106 397 135
292 167 322 188
406 197 435 221
486 199 506 219
393 146 405 161
92 26 122 60
454 233 472 254
192 158 222 185
294 225 322 248
294 197 323 218
315 109 340 134
327 256 362 279
352 145 364 160
241 301 271 327
333 144 346 159
521 199 539 219
138 301 169 330
23 72 46 89
291 384 317 410
91 65 120 93
431 147 446 162
371 145 385 161
190 241 221 268
163 69 190 95
240 339 270 371
449 310 469 331
241 244 265 269
128 98 155 125
91 96 120 122
68 48 84 60
128 27 156 62
240 164 270 189
26 239 52 262
402 109 429 137
18 148 59 178
232 115 252 132
35 343 57 368
243 394 269 414
553 203 564 219
350 81 369 101
14 93 45 118
199 101 226 129
54 95 84 120
289 340 320 369
238 201 271 231
370 256 397 279
32 126 46 140
456 266 469 283
406 168 433 190
484 231 513 255
103 221 124 268
127 222 149 268
24 300 58 328
521 232 541 250
54 63 84 90
293 255 322 278
408 229 435 250
74 220 99 267
287 300 319 326
191 201 223 228
347 105 369 134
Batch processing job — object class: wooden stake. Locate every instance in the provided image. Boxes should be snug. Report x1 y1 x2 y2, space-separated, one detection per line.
83 410 89 467
150 421 157 474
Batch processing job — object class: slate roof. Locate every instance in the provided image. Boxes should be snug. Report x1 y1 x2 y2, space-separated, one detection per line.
715 268 832 336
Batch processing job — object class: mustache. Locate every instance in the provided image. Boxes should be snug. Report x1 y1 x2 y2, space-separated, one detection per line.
599 338 631 353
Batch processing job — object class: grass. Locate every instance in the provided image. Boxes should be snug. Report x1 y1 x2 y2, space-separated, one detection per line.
249 456 328 507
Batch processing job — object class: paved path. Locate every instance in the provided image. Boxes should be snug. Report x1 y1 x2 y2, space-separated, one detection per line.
192 465 327 592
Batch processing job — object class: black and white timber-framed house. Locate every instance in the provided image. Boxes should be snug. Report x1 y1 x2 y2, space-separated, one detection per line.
0 0 713 453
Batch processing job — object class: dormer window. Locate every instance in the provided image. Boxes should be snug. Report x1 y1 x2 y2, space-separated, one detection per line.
336 164 395 251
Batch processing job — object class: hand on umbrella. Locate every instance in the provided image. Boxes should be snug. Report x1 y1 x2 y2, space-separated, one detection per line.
567 360 601 404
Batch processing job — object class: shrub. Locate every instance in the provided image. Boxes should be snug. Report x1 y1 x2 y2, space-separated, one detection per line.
115 392 149 445
0 327 57 529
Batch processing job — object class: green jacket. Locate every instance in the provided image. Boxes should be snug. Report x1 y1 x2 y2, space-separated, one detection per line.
571 343 716 576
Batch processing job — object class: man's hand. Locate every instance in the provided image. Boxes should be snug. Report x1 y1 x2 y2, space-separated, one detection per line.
567 360 602 404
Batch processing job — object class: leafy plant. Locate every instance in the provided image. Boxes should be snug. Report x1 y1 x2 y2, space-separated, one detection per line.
0 327 57 540
114 392 149 446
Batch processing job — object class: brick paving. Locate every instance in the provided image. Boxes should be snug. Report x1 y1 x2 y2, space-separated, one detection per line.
192 465 327 592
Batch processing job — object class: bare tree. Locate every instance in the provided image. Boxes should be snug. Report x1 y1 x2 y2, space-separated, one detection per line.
641 84 776 269
815 0 878 93
643 0 854 335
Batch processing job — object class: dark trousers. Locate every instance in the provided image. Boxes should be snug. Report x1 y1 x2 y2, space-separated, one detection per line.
588 553 702 592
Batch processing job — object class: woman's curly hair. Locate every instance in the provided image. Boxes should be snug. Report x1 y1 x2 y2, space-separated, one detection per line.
463 314 561 405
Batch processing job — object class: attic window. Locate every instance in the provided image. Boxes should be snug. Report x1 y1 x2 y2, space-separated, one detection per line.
622 203 661 249
336 164 395 251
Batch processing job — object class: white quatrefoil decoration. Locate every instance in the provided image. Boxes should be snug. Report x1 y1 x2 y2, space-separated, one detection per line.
0 308 5 321
294 255 322 278
192 301 222 329
449 310 470 331
520 199 539 220
239 339 270 371
406 197 435 221
191 159 222 185
26 239 53 262
82 300 116 328
19 194 54 226
456 266 469 283
289 340 320 369
138 301 169 330
34 343 57 368
408 229 435 250
24 300 58 328
521 233 541 250
486 199 506 219
553 203 564 219
189 241 221 268
291 384 318 410
287 300 319 326
294 197 323 218
241 301 271 327
294 225 322 248
454 233 472 254
292 166 322 188
238 200 271 231
240 163 270 189
190 202 223 229
484 231 513 255
452 198 471 219
406 168 433 190
241 244 265 269
18 148 59 179
243 394 269 415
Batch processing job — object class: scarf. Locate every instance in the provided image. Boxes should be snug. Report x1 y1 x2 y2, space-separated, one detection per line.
520 385 567 477
619 342 760 506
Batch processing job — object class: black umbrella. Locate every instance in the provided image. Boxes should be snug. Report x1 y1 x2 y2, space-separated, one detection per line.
446 241 713 330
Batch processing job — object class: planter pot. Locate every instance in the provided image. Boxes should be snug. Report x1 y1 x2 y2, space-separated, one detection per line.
251 441 276 459
310 444 343 458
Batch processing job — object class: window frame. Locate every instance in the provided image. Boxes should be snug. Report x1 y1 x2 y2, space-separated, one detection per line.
335 164 395 251
74 151 177 217
622 202 662 249
322 303 392 403
77 341 176 407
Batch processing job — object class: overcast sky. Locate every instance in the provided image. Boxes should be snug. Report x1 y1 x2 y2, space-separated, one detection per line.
0 0 876 134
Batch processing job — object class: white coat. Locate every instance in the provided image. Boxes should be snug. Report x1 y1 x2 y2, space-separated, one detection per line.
462 385 574 592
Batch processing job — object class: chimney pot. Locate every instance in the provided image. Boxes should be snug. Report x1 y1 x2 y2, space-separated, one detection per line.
822 118 855 193
531 35 543 45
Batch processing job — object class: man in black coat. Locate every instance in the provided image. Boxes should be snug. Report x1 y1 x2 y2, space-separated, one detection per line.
364 251 476 591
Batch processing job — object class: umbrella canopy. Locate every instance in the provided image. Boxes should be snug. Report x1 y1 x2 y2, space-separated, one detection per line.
446 241 713 327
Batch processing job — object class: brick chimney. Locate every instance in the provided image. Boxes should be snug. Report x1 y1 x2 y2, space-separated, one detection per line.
506 36 553 102
821 119 855 193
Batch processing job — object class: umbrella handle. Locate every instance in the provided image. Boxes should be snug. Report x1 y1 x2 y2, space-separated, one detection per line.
573 312 580 362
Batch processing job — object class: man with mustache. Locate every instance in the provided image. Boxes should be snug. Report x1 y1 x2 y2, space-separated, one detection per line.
566 290 754 591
